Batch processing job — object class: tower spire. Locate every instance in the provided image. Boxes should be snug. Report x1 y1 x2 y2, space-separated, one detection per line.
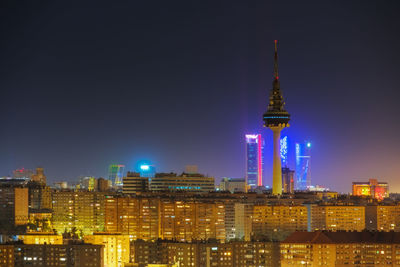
263 41 291 196
274 40 279 80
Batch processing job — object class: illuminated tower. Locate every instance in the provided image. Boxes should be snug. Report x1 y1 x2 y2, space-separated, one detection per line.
108 164 125 186
263 41 290 195
245 134 263 187
295 141 311 190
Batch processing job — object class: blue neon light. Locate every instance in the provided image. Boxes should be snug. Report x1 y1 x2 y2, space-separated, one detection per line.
280 136 288 165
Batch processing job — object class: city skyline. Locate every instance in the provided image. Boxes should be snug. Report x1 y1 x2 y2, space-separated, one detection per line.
1 1 400 193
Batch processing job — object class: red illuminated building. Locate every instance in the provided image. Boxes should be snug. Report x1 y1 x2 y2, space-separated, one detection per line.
352 179 388 200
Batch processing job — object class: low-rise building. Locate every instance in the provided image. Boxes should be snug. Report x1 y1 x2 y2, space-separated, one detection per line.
131 240 280 267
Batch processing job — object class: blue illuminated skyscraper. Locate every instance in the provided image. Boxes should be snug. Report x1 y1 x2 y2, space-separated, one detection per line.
295 141 311 190
245 134 263 187
139 164 156 178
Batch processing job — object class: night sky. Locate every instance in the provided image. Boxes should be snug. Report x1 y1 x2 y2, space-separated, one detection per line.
1 1 400 192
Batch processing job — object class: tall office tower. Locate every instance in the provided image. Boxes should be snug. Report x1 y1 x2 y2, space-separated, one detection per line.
295 141 311 190
263 41 291 195
282 167 295 193
245 134 263 187
280 135 288 167
108 164 125 186
31 167 46 184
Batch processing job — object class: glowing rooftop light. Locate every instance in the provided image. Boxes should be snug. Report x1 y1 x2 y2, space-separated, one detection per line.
307 142 311 148
140 165 150 171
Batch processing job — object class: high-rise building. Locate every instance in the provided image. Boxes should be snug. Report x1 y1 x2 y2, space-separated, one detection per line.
263 41 291 195
352 178 389 200
52 191 107 235
31 167 46 184
295 141 311 190
282 167 294 193
108 164 125 186
104 196 225 242
245 134 263 187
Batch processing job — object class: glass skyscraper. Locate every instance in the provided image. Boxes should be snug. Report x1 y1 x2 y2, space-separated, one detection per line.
295 142 311 190
245 134 263 187
108 164 125 186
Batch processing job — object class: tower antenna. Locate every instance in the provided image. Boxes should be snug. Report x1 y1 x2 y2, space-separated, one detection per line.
274 40 279 80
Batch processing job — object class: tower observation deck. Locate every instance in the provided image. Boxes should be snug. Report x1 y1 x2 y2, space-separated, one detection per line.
263 40 291 195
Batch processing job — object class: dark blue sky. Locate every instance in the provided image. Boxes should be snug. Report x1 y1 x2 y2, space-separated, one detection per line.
1 1 400 192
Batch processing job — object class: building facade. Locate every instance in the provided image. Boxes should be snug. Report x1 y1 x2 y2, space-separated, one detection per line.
218 178 247 193
122 172 149 194
150 173 214 192
52 191 106 235
281 231 400 266
84 233 130 267
282 167 294 193
253 205 308 241
0 186 29 227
